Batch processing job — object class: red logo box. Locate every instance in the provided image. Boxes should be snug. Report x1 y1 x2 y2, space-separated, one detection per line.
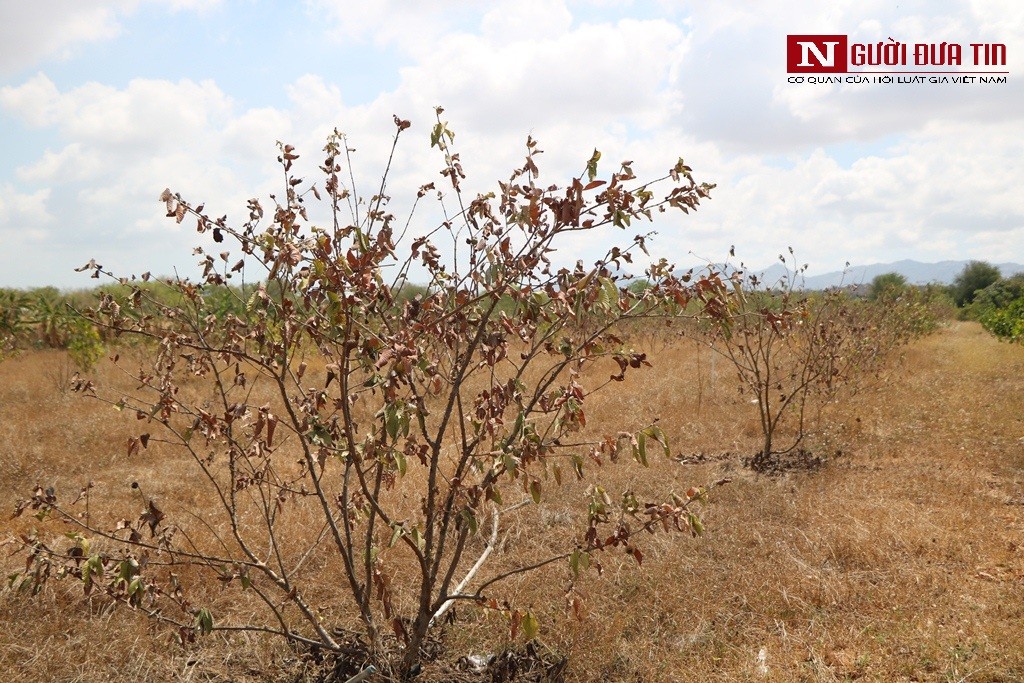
787 35 848 73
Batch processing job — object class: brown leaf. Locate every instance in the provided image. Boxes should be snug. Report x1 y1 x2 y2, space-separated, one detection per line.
140 499 165 536
391 617 409 644
266 414 278 447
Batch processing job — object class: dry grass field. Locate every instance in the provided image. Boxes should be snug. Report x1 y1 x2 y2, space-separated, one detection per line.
2 321 1022 682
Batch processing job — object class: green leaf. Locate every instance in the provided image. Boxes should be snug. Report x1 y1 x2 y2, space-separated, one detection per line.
82 554 103 594
385 403 401 441
599 276 618 311
569 549 590 579
529 480 542 504
635 432 648 467
461 508 478 535
430 122 453 148
522 610 540 640
644 425 671 459
116 558 135 582
586 149 601 182
688 512 705 537
511 411 525 440
486 485 503 505
559 337 573 358
410 527 425 552
195 607 214 636
571 453 584 479
502 452 518 477
394 450 407 476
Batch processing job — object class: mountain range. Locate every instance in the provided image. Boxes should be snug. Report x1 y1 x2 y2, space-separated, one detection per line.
736 259 1024 290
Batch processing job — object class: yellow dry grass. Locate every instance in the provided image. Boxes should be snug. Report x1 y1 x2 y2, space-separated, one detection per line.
2 322 1022 681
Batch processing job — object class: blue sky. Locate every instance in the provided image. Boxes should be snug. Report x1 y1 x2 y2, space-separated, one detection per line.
1 0 1021 288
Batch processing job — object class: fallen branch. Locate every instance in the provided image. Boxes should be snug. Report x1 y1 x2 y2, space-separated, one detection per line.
430 500 530 626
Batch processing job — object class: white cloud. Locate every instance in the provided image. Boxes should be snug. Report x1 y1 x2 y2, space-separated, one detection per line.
309 0 478 52
285 75 347 133
0 74 251 284
398 17 685 131
0 73 67 125
0 0 225 76
16 143 102 184
0 184 52 227
1 75 234 151
160 0 224 12
0 2 124 76
480 0 573 41
222 107 295 161
660 117 1024 273
0 185 54 285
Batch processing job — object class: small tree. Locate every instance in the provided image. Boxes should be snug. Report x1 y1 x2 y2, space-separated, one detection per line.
710 254 924 472
711 258 846 471
868 272 907 301
13 112 729 678
952 261 1001 307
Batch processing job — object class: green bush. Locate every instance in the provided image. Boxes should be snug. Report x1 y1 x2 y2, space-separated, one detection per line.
66 317 105 371
980 296 1024 343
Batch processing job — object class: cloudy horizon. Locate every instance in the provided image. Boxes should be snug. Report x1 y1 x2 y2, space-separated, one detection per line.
1 0 1020 289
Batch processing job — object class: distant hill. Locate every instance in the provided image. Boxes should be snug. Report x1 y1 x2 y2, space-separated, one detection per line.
733 259 1024 290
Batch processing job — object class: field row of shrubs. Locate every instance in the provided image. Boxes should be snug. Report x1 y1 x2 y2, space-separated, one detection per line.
959 267 1024 344
862 262 1024 345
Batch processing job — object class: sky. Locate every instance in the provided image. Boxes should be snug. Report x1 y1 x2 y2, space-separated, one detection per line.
0 0 1021 289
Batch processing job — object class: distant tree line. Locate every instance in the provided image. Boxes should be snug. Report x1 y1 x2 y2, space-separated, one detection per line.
1 286 109 368
866 261 1024 344
4 257 1016 372
0 280 273 368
